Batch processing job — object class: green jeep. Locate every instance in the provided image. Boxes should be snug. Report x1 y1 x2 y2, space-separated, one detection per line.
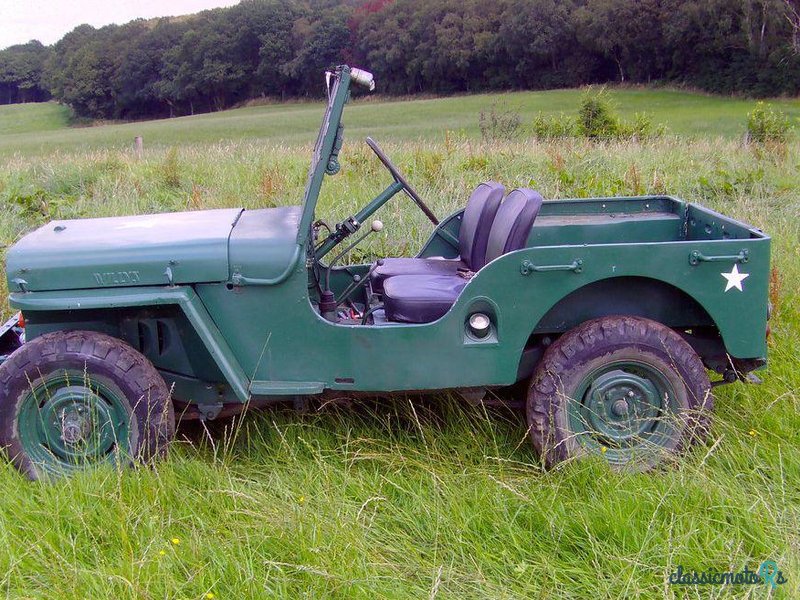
0 66 770 478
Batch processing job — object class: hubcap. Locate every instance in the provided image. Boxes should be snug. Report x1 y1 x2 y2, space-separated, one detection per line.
17 371 131 475
60 408 91 445
568 360 680 466
585 369 660 443
611 399 629 416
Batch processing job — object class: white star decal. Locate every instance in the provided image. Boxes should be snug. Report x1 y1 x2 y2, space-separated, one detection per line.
721 264 749 292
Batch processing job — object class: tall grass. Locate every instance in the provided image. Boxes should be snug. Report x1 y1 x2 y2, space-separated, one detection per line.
0 111 798 598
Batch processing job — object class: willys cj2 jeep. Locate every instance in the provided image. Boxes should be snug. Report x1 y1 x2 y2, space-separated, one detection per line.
0 66 770 479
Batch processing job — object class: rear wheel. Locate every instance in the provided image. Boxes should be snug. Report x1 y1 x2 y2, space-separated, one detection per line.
0 331 175 480
527 316 712 471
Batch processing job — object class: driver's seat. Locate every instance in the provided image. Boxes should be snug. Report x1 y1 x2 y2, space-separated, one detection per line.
370 181 505 292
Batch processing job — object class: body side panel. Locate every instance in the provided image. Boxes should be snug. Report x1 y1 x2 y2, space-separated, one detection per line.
195 234 768 392
9 198 769 397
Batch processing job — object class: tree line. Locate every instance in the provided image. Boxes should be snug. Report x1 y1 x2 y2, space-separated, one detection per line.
1 0 799 120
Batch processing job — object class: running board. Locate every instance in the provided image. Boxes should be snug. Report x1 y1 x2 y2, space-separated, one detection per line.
249 380 325 395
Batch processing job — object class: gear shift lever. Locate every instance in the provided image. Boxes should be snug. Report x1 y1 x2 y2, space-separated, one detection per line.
320 220 384 321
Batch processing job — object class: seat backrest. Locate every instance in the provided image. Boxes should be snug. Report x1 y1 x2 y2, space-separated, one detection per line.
459 181 504 270
484 188 544 264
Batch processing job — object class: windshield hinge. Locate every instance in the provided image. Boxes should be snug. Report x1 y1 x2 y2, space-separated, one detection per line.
325 124 344 175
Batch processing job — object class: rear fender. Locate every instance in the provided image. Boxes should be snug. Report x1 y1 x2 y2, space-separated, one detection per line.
449 238 769 373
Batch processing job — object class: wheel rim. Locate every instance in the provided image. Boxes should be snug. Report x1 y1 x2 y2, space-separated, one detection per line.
17 370 131 475
568 360 681 466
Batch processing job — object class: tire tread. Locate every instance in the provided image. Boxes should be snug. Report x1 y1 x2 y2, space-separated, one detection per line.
0 330 175 480
526 316 712 470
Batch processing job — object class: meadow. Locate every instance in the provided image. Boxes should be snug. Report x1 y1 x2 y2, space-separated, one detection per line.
0 89 798 599
2 87 800 157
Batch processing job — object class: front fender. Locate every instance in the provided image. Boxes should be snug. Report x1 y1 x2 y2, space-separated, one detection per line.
9 286 251 401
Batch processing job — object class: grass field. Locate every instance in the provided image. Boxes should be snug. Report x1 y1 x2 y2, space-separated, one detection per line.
2 87 800 157
0 102 71 137
0 91 798 599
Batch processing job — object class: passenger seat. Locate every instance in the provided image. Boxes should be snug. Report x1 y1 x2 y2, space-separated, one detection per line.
370 181 504 292
382 188 543 323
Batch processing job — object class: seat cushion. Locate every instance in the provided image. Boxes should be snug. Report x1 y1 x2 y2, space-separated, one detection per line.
370 181 502 292
382 274 467 323
370 257 463 293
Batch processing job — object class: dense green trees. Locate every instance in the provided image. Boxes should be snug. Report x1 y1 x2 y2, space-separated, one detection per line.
0 41 51 104
1 0 798 119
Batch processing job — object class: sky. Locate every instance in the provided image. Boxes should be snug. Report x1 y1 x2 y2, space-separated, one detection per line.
0 0 241 50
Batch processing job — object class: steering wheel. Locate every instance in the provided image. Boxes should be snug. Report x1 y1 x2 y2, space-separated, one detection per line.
365 137 439 225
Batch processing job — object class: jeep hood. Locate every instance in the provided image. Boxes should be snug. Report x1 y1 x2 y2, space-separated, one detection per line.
6 206 302 292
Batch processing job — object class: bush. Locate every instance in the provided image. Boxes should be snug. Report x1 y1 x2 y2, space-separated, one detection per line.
618 113 667 141
530 89 665 142
577 89 621 139
531 112 577 139
479 102 522 141
747 102 793 144
160 147 182 188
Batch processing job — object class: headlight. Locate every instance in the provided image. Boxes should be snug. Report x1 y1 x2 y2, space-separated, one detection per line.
350 68 375 91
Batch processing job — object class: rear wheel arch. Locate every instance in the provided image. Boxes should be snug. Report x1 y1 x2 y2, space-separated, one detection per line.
517 276 725 379
534 276 717 333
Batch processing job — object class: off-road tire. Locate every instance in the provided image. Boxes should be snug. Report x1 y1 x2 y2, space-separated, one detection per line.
527 316 712 471
0 330 175 479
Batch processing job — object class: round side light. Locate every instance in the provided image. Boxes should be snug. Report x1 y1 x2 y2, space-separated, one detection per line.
468 313 491 339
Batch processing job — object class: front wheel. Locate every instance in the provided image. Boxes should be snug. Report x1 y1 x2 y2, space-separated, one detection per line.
527 316 712 471
0 331 175 480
